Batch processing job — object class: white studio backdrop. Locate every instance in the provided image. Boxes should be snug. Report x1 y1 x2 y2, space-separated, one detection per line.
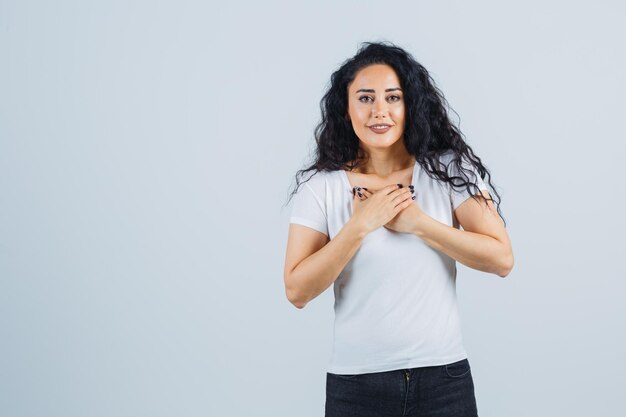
1 1 624 416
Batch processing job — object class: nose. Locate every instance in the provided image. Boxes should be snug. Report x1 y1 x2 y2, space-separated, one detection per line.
372 101 389 117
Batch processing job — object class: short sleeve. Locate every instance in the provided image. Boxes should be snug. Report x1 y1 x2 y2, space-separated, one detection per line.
447 155 489 211
289 179 329 236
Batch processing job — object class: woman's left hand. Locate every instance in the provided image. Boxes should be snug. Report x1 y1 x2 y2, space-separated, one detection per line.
358 187 425 234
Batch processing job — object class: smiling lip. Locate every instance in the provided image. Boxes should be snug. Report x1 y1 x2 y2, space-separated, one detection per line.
368 124 392 134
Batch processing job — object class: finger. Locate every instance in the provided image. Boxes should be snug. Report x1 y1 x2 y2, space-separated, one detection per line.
394 196 414 213
393 185 415 199
355 186 371 199
353 186 365 199
383 183 403 196
392 188 414 205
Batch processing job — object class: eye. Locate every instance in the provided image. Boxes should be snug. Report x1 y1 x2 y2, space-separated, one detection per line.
388 95 401 102
358 96 373 103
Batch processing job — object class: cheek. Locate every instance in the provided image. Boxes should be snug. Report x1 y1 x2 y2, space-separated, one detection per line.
351 107 370 123
392 105 405 119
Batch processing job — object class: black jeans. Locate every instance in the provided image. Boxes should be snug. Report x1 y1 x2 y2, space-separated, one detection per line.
325 358 478 417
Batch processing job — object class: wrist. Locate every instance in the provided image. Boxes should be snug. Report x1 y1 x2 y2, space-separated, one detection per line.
346 217 369 240
411 212 429 237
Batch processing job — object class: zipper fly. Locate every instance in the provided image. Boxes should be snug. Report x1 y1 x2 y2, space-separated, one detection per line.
404 369 410 382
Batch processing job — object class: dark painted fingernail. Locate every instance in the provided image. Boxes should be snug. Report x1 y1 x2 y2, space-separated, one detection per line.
352 187 356 196
397 183 403 188
411 195 415 200
409 185 414 189
410 189 415 194
357 192 362 197
356 186 361 191
362 187 368 191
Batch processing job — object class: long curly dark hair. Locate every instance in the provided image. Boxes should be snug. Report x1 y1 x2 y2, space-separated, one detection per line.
286 40 507 227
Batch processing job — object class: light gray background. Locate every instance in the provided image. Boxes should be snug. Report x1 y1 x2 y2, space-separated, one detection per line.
1 0 624 416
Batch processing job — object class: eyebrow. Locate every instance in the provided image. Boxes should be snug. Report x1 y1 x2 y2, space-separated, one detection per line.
355 87 403 94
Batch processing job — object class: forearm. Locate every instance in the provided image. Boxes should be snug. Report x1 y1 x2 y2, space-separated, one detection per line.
290 219 366 308
412 214 511 277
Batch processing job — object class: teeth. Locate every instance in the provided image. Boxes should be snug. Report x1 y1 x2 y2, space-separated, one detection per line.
372 125 389 129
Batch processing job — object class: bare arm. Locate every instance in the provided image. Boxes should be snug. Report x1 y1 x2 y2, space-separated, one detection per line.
411 190 514 277
284 219 366 309
284 183 410 308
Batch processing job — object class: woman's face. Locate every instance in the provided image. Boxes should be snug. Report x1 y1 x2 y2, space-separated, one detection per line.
347 64 406 151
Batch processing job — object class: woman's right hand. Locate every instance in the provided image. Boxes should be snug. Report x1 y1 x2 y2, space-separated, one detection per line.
350 184 414 235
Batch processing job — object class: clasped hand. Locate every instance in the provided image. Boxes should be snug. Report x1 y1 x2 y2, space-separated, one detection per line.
351 184 424 234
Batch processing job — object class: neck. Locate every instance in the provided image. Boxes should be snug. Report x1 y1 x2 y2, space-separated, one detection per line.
354 151 415 177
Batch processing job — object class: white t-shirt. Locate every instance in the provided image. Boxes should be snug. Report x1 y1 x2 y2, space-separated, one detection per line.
289 151 488 374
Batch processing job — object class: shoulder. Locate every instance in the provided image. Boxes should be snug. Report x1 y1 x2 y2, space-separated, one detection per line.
296 169 338 196
435 150 480 177
437 149 456 165
417 150 456 175
302 169 341 186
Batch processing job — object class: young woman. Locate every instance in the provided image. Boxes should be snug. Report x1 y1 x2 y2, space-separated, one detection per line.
284 41 513 417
